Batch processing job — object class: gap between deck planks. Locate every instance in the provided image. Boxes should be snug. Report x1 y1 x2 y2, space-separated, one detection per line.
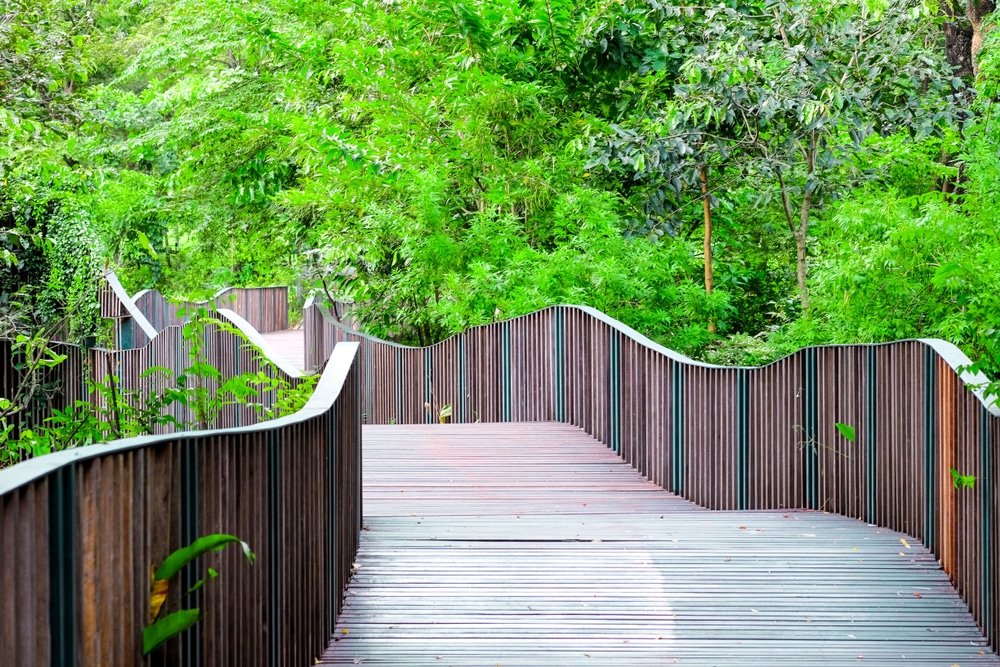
320 422 999 666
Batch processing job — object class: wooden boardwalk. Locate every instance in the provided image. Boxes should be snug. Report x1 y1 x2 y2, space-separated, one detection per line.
320 423 999 666
261 328 306 371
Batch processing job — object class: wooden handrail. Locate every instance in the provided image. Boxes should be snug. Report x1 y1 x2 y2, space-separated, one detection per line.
2 303 307 449
129 283 290 344
0 342 361 666
304 301 1000 649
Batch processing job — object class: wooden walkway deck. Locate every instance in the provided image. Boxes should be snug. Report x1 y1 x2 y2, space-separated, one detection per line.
261 328 305 371
320 422 999 666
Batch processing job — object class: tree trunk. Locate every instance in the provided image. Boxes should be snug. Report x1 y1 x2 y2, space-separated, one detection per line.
699 166 715 334
794 227 809 313
795 133 817 313
943 0 975 79
968 0 996 76
941 0 995 79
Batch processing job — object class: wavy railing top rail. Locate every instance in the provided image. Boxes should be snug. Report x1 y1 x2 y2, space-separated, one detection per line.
0 342 356 496
102 270 159 342
101 271 303 378
308 301 1000 417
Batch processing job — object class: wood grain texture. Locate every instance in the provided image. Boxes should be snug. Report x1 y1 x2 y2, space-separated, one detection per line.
321 422 999 666
0 343 361 667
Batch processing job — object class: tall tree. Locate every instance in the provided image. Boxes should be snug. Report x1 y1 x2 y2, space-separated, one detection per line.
598 0 957 311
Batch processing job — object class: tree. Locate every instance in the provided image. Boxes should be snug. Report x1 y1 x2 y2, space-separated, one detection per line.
588 0 958 312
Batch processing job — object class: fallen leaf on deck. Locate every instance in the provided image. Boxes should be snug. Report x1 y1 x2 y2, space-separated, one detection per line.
900 538 911 548
914 592 922 598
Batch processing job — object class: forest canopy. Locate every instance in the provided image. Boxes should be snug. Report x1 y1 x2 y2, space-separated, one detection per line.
2 0 999 383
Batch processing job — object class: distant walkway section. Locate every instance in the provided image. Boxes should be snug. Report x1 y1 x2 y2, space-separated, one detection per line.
321 422 999 666
262 328 306 372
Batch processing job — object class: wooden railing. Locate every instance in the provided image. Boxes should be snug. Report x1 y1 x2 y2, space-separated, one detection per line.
129 285 289 347
1 308 306 460
0 339 88 443
99 273 289 351
0 342 361 666
5 275 302 463
305 301 1000 649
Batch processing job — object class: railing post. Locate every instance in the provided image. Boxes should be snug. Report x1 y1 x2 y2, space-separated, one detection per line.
736 368 749 510
924 346 937 552
803 348 818 510
180 441 201 665
267 430 282 666
424 348 432 425
48 466 76 667
981 404 993 639
866 347 878 523
671 362 684 494
326 410 339 635
553 308 565 423
394 349 403 423
364 340 373 425
457 335 466 423
501 321 512 423
609 330 621 455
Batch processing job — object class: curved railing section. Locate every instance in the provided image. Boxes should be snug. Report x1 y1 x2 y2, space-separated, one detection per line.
0 342 361 666
3 308 308 452
305 301 1000 649
90 307 308 433
5 275 302 458
130 284 289 346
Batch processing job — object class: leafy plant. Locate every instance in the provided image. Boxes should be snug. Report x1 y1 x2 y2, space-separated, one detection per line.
950 468 976 490
438 403 453 424
143 534 255 656
834 422 856 443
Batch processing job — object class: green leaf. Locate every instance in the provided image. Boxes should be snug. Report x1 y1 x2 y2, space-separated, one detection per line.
834 422 856 443
142 609 201 655
154 534 255 581
186 566 220 594
950 468 976 490
136 231 159 260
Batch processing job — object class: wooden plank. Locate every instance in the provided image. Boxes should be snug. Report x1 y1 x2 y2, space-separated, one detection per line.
321 422 1000 665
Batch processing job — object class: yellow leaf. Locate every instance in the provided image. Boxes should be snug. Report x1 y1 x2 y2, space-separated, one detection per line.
900 538 911 549
149 577 169 623
341 628 350 635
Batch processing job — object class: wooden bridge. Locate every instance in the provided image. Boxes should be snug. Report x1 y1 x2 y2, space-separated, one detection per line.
1 278 999 665
322 423 995 665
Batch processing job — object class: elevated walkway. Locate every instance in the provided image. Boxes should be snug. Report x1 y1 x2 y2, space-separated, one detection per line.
322 422 998 665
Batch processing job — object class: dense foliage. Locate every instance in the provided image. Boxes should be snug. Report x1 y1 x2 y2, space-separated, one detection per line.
2 0 998 386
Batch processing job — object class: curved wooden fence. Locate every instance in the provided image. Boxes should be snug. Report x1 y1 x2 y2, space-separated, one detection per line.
129 285 289 347
0 339 88 444
2 308 307 465
305 300 1000 649
5 275 301 465
0 342 361 667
